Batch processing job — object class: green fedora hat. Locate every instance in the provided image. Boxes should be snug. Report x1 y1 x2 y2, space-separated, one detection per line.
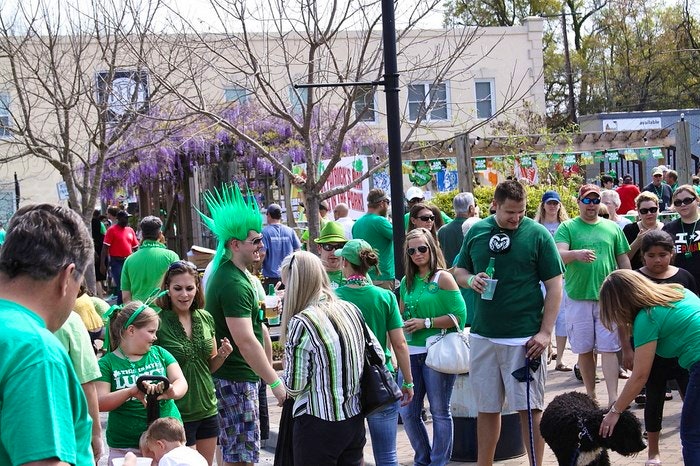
314 221 348 244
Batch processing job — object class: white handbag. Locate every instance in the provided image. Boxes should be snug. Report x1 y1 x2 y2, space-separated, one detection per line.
425 313 470 374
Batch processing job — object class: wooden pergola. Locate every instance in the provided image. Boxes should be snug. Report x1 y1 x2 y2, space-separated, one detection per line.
401 127 680 191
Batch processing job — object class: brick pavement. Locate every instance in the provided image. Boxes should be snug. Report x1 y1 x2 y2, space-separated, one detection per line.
98 349 686 465
260 349 686 465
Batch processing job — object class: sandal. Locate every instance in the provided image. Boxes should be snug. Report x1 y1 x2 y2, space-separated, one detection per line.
555 363 572 372
645 459 661 465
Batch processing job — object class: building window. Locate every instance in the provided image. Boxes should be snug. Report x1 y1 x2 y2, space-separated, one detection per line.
408 82 449 122
224 86 250 103
475 79 495 119
0 92 10 138
354 86 377 122
288 85 308 115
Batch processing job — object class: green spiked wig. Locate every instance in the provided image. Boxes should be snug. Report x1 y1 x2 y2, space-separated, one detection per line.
197 183 263 273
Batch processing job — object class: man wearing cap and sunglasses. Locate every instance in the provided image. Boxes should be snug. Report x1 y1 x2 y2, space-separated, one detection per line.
643 167 673 212
555 184 631 408
353 188 395 291
314 221 349 289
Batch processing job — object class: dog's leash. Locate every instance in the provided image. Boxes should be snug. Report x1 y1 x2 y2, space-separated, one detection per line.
525 357 536 466
569 417 593 466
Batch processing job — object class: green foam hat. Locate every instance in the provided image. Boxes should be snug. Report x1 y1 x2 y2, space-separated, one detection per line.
335 239 373 265
314 221 348 244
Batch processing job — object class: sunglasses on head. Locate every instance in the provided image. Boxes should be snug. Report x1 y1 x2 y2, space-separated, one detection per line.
417 215 435 222
321 243 344 251
639 207 658 215
168 260 198 271
512 358 541 383
580 197 601 205
407 245 429 256
673 197 696 207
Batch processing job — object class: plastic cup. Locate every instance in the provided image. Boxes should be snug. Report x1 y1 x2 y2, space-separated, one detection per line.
403 327 412 342
264 295 280 325
481 278 498 300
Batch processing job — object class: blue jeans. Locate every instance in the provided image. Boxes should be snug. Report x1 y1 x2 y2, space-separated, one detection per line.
109 257 126 304
398 353 456 466
682 362 700 462
366 400 399 466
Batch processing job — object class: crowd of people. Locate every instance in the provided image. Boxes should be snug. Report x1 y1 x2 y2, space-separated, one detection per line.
3 167 700 466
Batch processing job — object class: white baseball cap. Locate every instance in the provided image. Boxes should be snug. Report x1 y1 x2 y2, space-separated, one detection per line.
405 186 425 202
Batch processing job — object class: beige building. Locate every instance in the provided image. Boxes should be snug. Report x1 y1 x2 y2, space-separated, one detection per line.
0 17 544 219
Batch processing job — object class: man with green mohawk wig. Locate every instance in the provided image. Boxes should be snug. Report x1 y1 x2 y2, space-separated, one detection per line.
199 184 287 466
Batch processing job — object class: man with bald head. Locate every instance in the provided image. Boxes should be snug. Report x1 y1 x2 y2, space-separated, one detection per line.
333 202 354 240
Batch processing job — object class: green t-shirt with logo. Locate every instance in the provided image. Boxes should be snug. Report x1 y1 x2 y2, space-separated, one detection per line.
0 300 93 465
327 270 346 290
352 213 394 281
205 260 264 382
554 217 630 301
97 345 181 448
457 216 564 338
335 285 403 371
121 240 180 302
634 289 700 369
157 308 218 423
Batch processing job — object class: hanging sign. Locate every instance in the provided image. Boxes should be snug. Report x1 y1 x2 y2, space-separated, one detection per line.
651 147 664 159
624 148 638 161
519 156 533 168
594 151 605 162
579 151 593 165
606 150 619 162
474 158 487 171
564 154 577 167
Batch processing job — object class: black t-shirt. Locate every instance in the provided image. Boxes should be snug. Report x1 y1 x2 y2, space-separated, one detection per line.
636 267 698 294
623 223 643 270
663 219 700 285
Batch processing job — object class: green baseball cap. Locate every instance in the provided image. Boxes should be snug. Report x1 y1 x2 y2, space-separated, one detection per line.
314 221 348 244
335 239 373 265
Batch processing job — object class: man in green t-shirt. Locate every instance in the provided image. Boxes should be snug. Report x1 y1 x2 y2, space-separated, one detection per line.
555 184 631 408
453 180 564 466
352 188 394 290
314 221 348 289
0 203 95 465
200 184 286 466
121 215 179 304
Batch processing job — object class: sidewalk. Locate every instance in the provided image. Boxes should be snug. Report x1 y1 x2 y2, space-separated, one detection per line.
261 349 686 465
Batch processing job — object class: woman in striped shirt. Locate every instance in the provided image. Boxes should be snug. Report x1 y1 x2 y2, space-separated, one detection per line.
279 251 371 465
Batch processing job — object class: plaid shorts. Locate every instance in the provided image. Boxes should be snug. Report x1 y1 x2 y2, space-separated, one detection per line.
215 379 260 464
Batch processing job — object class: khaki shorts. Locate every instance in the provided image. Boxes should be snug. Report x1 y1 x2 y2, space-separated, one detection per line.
469 338 546 412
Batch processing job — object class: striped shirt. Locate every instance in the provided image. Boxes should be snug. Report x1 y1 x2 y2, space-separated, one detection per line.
282 301 366 421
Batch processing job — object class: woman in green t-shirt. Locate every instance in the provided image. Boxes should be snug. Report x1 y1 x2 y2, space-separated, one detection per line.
96 301 189 463
155 260 233 465
599 269 700 463
335 239 414 466
398 228 466 466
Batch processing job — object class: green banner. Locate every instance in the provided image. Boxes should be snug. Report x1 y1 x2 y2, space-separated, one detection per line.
651 147 664 159
624 148 638 161
579 151 593 165
474 158 487 171
564 154 577 167
594 151 605 162
520 156 533 168
606 150 619 162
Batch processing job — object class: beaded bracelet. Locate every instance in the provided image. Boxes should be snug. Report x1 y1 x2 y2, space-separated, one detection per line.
402 381 414 389
467 275 475 288
269 379 282 389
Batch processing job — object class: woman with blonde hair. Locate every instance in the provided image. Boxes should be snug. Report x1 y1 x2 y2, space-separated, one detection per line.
598 269 700 463
280 251 375 466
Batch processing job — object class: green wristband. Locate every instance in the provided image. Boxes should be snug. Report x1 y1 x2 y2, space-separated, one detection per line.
269 378 282 389
402 381 414 389
467 275 475 288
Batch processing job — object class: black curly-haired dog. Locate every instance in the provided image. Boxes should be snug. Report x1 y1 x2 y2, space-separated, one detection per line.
540 392 646 466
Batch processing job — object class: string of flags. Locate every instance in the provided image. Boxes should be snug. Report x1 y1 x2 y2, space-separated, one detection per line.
472 147 664 171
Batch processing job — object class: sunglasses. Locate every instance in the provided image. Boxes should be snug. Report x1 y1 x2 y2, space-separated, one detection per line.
168 260 198 271
417 215 435 222
321 243 344 251
639 207 658 215
242 236 264 245
580 197 601 205
673 197 696 207
599 213 609 218
407 245 429 256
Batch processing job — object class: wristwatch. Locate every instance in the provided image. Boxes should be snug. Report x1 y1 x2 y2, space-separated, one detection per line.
424 318 432 329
